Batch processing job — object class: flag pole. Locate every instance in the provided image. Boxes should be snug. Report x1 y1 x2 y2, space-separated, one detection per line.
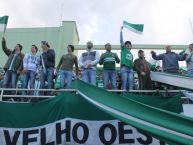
3 24 6 37
189 18 193 38
59 3 64 26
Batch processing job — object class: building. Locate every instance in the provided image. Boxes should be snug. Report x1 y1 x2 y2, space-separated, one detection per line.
0 21 79 65
0 21 188 67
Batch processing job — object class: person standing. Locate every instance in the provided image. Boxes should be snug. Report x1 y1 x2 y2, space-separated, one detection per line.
151 45 184 74
179 43 193 77
99 43 120 89
120 26 134 91
134 50 152 90
22 45 39 95
2 37 24 94
78 41 100 85
185 43 193 76
39 41 55 95
56 44 78 89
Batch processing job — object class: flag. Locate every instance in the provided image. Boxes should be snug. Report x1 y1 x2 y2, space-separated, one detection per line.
0 16 9 33
123 20 144 34
0 80 192 145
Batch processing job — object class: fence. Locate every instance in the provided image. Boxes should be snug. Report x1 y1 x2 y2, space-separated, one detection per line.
0 88 191 103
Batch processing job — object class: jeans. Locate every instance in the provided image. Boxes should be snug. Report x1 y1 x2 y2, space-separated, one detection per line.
120 66 134 90
103 70 116 89
186 70 193 77
23 70 36 95
3 70 18 95
82 69 96 86
39 67 54 95
60 70 73 89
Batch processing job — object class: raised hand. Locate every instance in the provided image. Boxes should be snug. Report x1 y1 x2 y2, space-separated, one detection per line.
120 26 124 31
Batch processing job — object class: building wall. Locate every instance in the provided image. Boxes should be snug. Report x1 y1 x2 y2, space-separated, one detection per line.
0 21 79 68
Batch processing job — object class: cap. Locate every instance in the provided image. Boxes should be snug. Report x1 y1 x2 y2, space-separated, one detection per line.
41 41 50 48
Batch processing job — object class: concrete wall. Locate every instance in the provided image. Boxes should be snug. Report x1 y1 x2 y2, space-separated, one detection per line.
0 21 79 67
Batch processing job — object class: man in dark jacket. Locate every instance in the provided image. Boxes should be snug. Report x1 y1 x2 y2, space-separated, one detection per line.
39 41 55 95
2 37 24 94
134 50 152 90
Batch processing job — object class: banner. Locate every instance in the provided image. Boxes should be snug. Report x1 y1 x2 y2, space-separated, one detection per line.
0 93 166 145
0 80 193 145
0 119 167 145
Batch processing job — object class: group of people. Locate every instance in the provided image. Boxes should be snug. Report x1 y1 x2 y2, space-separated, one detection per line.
1 38 55 95
1 26 193 96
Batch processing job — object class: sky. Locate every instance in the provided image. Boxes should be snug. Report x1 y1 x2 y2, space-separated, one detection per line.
1 0 193 45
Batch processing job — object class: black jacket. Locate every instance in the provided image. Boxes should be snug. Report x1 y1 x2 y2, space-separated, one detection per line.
40 49 55 68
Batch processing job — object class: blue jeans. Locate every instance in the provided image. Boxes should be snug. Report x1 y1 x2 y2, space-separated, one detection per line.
120 66 134 90
23 70 36 95
3 70 18 94
60 70 73 89
186 70 193 77
82 69 96 86
39 67 54 95
103 70 116 89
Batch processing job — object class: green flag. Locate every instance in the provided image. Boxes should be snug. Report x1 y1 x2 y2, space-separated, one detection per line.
123 20 144 34
0 15 9 33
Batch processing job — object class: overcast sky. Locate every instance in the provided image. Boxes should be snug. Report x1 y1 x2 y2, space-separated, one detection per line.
1 0 193 45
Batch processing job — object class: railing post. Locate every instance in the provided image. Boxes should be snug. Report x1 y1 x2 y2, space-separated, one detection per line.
0 89 4 101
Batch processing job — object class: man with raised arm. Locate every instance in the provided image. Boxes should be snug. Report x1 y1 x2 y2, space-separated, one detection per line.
151 45 184 74
2 37 24 95
179 43 193 76
120 26 134 91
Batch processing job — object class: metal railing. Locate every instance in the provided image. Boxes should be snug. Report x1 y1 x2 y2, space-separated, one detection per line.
0 88 76 101
0 88 190 101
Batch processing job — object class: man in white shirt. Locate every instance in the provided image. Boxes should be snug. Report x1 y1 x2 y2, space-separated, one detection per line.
22 45 39 95
78 41 100 85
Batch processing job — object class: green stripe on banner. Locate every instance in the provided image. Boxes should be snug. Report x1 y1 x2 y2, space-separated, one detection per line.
0 80 193 145
0 93 114 128
73 80 193 145
122 93 183 113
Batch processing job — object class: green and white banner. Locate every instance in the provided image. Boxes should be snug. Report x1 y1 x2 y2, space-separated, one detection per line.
0 16 9 33
0 80 193 145
123 21 144 34
0 119 166 145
